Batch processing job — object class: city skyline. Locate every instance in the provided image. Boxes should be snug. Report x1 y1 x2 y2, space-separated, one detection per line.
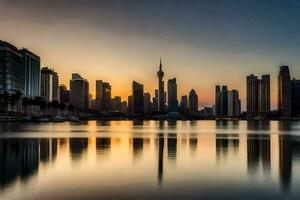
2 0 300 110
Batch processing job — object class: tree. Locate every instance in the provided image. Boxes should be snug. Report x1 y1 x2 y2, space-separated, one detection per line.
22 97 29 114
9 93 17 114
15 90 22 114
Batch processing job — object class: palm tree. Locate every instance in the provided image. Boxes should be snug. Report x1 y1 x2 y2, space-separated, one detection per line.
9 93 17 114
52 100 60 116
22 97 29 114
59 102 66 116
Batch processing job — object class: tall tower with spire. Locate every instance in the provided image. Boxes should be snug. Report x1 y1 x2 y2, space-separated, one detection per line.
157 58 165 112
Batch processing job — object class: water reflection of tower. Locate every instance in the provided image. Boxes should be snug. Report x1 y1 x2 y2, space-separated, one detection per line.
96 138 111 155
279 135 292 192
247 135 270 173
167 134 177 161
132 138 144 160
69 138 88 161
158 135 164 185
216 134 239 159
0 139 40 187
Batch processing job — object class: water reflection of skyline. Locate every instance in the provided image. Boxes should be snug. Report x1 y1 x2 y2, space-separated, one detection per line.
1 121 300 197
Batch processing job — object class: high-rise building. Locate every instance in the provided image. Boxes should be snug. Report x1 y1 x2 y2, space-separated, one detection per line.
128 95 133 114
95 80 111 112
152 89 159 112
112 96 121 111
227 90 241 116
0 41 24 94
215 85 222 116
59 84 70 104
180 95 188 114
20 48 41 97
121 101 128 114
167 78 178 112
221 86 228 116
132 81 144 115
278 66 291 117
157 58 165 112
143 92 152 114
247 74 270 116
189 89 198 115
291 79 300 117
70 73 89 111
41 67 59 102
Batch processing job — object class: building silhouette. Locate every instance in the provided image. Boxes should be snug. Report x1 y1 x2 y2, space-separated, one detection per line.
120 101 128 114
179 95 188 114
189 89 198 115
143 92 152 114
227 90 241 117
132 81 144 115
247 74 270 117
59 84 70 104
0 41 24 94
215 85 222 116
20 49 41 97
70 73 89 111
157 58 166 112
167 78 178 112
95 80 111 112
278 66 291 117
111 96 121 111
128 95 133 114
41 67 59 102
291 79 300 117
152 89 159 112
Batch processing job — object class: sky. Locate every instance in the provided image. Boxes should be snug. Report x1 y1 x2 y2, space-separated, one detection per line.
1 0 300 110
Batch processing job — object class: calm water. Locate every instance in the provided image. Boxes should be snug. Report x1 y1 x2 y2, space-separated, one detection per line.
1 120 300 199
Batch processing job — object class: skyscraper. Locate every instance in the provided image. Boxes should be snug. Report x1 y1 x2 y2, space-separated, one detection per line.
112 96 121 111
120 101 128 114
132 81 144 115
167 78 178 112
221 86 228 116
0 41 24 94
20 48 41 97
215 85 222 116
70 73 89 111
143 92 152 114
189 89 198 115
95 80 112 112
59 84 70 104
291 79 300 117
227 90 241 116
278 66 291 117
247 74 270 116
41 67 59 102
157 58 165 112
128 95 133 114
152 89 159 112
180 95 188 114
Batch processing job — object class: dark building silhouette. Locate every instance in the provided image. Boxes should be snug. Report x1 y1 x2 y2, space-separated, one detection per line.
128 95 133 114
247 74 270 117
227 90 241 117
143 92 152 114
189 89 198 115
291 79 300 117
179 95 188 114
41 67 59 102
152 89 159 112
215 85 222 116
20 48 41 97
70 73 89 111
0 41 24 94
215 85 238 117
157 58 166 112
132 81 144 115
95 80 111 112
111 96 121 111
59 84 70 104
167 78 178 112
120 101 128 114
278 66 291 117
221 86 228 116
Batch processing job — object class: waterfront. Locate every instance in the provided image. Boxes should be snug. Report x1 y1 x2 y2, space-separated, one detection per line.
1 120 300 200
